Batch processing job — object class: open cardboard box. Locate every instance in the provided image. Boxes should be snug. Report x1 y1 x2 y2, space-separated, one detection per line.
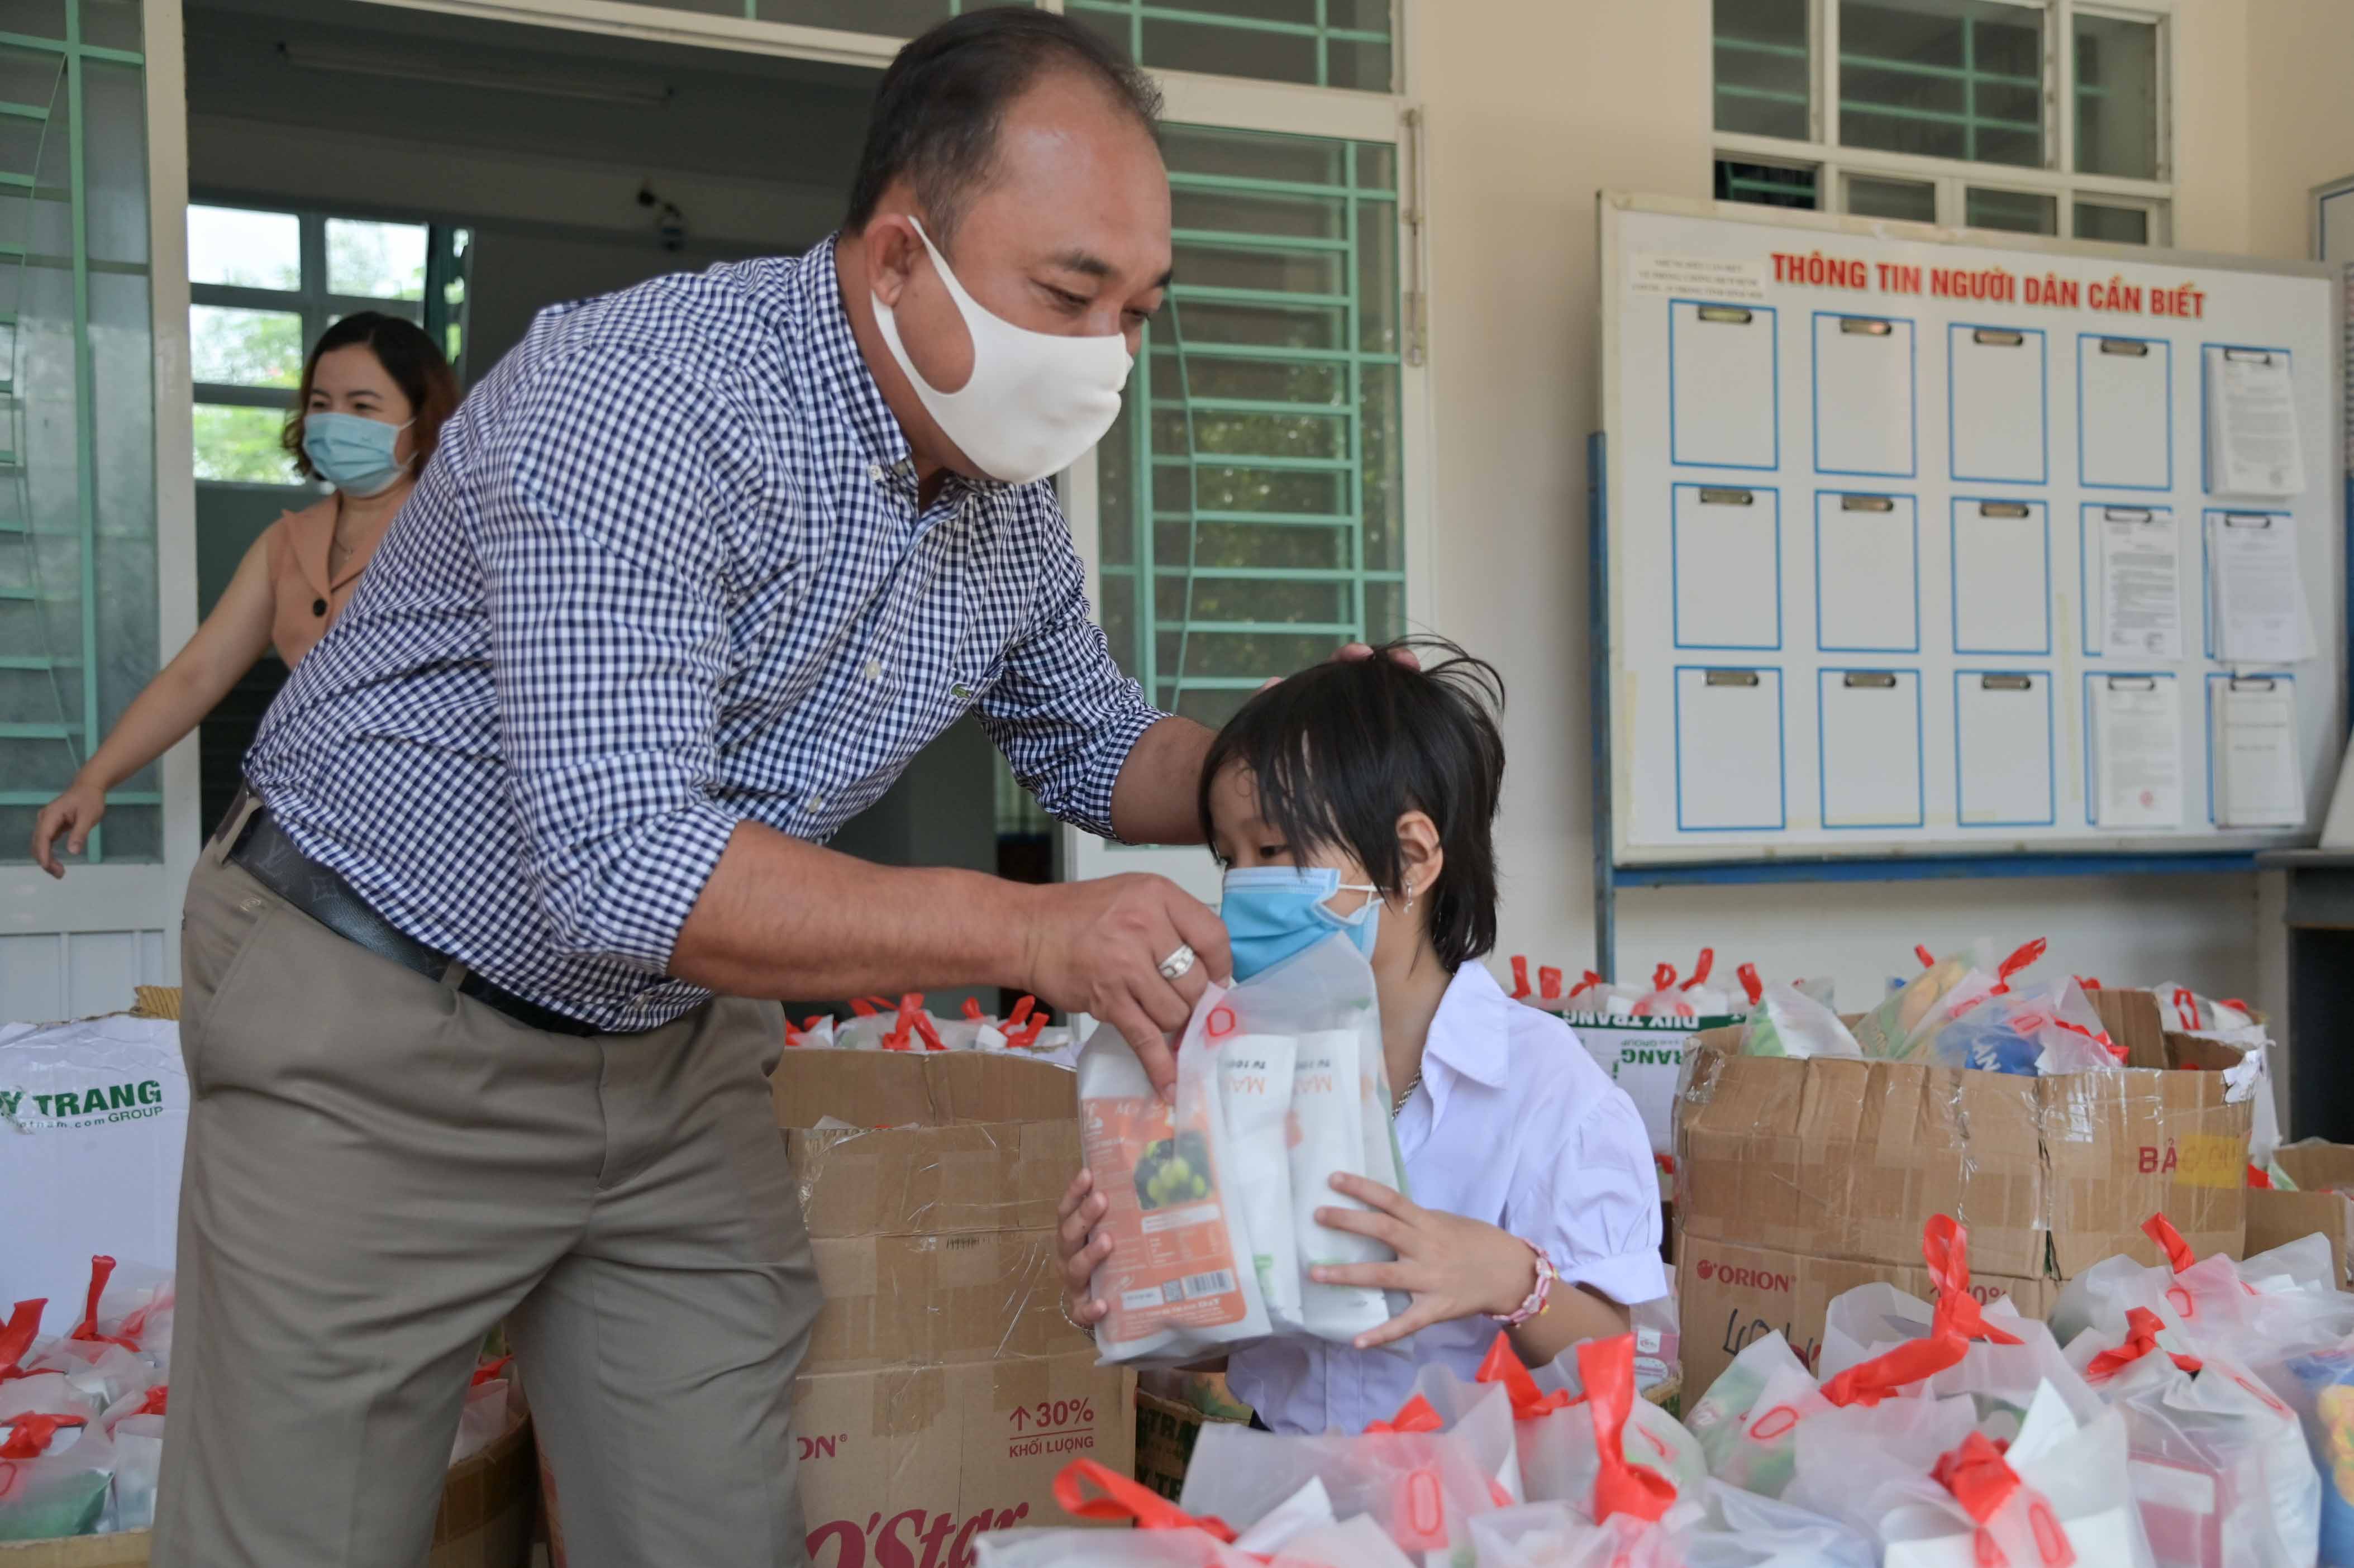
2247 1137 2354 1285
1674 988 2253 1400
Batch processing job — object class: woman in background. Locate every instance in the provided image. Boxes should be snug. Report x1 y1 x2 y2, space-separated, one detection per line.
30 310 458 875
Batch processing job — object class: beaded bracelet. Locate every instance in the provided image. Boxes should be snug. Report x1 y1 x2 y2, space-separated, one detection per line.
1489 1239 1558 1328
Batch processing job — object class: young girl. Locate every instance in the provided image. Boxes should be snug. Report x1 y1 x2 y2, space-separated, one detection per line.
1053 641 1666 1434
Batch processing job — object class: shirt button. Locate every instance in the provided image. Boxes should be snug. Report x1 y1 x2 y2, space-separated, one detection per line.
863 658 884 681
806 793 826 811
868 464 885 483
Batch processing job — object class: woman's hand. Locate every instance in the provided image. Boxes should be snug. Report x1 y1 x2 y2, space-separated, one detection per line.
1311 1171 1538 1350
1055 1168 1114 1330
31 779 108 879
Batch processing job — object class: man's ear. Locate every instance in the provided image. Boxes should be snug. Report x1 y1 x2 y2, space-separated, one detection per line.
1396 809 1443 903
865 211 925 309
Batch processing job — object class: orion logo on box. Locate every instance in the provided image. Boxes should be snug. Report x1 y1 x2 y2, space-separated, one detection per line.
1691 1257 1790 1293
806 1503 1031 1568
0 1080 168 1130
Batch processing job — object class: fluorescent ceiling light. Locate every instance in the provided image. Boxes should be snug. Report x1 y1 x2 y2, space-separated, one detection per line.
277 42 673 108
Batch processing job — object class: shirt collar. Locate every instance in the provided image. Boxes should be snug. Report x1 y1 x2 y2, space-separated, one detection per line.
1422 961 1515 1091
795 233 913 472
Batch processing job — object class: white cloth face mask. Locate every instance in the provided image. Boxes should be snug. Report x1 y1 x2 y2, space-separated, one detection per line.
870 216 1135 485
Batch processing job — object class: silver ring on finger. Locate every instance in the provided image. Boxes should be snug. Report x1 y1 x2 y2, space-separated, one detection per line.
1156 943 1198 982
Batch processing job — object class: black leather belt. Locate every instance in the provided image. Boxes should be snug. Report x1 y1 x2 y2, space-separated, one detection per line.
219 787 599 1037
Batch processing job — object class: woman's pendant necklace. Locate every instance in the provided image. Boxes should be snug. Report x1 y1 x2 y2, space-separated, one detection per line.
1390 1068 1423 1120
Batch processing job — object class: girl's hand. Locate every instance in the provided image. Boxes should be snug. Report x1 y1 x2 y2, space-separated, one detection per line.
1311 1171 1538 1350
1055 1168 1113 1329
31 780 107 879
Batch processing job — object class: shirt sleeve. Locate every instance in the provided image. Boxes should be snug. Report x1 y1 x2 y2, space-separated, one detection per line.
471 345 760 971
1508 1089 1669 1308
974 504 1164 840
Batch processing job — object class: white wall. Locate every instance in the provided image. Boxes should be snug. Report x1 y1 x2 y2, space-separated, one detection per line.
1407 0 2308 1010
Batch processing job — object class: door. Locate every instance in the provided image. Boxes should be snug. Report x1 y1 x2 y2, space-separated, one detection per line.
1 0 197 1018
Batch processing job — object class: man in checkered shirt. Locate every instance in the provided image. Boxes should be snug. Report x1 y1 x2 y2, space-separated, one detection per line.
156 15 1256 1567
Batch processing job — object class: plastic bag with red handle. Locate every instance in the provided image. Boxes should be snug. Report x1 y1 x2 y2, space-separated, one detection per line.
1472 1333 1705 1518
2050 1214 2354 1362
1174 1387 1507 1562
1467 1481 1876 1568
2062 1307 2319 1568
1688 1217 2024 1499
1854 939 2000 1060
973 1459 1264 1567
1832 1383 2156 1568
0 1409 115 1542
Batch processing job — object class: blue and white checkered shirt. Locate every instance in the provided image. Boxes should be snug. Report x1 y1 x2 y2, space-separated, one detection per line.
246 238 1162 1032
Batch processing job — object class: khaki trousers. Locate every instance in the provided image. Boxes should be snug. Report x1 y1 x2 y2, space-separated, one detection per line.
150 816 819 1567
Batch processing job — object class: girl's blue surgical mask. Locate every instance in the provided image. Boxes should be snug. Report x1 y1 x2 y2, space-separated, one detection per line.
1219 866 1381 981
303 411 412 497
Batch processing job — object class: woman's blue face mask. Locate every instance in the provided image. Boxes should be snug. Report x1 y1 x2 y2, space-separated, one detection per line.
1219 865 1380 981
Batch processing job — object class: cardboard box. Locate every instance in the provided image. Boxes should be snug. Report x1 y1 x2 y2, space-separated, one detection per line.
1561 1011 1736 1160
1678 1237 2055 1401
778 1050 1127 1561
1 1017 190 1336
2247 1138 2354 1285
0 1414 536 1567
795 1350 1130 1567
1673 989 2251 1403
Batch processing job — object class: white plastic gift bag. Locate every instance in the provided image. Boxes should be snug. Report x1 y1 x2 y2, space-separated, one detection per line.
1486 1333 1701 1519
1212 1032 1300 1329
0 1413 115 1542
2067 1307 2319 1568
1867 1384 2155 1568
1177 1398 1505 1562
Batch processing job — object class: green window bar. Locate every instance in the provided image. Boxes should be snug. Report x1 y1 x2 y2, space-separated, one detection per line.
1838 7 2045 166
1714 158 1818 211
1098 124 1404 729
0 6 158 866
1066 1 1393 92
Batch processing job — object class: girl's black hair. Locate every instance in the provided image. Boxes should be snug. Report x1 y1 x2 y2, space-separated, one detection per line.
1198 639 1507 972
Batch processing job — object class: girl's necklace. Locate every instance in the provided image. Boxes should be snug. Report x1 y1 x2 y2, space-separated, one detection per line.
1390 1069 1423 1120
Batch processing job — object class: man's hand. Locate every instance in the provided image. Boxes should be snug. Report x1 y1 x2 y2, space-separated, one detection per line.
1020 873 1230 1094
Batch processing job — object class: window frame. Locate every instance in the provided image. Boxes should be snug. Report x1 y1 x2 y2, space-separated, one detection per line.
187 199 471 487
1713 0 2174 245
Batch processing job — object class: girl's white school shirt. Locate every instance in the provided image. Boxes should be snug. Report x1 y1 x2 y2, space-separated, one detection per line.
1224 959 1666 1436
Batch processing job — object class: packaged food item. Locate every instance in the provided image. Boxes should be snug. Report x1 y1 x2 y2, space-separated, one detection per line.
1926 974 2120 1078
1290 1026 1392 1345
1214 1032 1301 1330
1741 981 1862 1060
1853 939 1997 1059
1078 1000 1270 1366
2271 1341 2354 1567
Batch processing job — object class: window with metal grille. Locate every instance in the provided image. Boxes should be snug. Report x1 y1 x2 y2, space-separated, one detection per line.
1095 123 1403 729
0 3 160 865
584 0 1395 92
1711 0 2169 245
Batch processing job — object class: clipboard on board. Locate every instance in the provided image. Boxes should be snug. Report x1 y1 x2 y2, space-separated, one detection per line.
1948 323 2046 484
1670 300 1778 469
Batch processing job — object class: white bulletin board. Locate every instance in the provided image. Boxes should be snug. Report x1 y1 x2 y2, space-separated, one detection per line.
1602 194 2345 866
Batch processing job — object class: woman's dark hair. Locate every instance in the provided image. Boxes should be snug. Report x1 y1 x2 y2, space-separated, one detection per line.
280 311 461 482
1198 640 1508 972
845 9 1161 247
